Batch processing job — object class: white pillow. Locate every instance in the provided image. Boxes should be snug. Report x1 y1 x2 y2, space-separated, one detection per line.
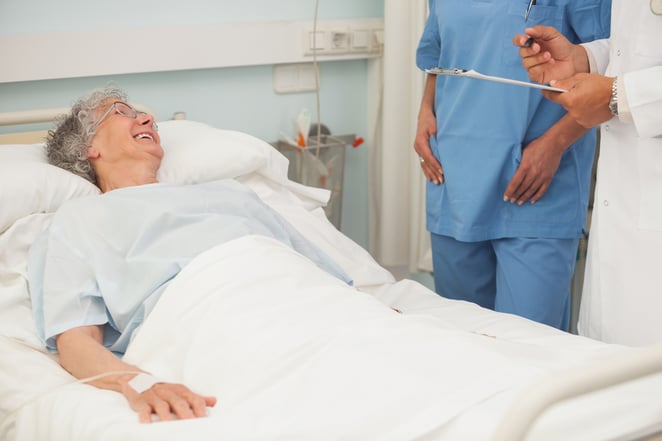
157 120 329 208
0 120 298 234
156 120 277 185
0 144 100 234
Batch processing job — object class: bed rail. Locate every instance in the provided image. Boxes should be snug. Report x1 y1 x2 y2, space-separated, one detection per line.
492 344 662 441
0 104 156 144
0 108 70 126
0 104 155 127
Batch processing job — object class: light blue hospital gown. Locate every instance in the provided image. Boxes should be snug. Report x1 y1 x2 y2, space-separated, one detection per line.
28 179 350 354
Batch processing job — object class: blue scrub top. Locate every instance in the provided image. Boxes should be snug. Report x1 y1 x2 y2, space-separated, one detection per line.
416 0 611 241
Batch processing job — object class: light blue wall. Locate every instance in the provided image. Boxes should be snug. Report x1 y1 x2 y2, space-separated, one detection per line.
0 1 383 33
0 0 383 249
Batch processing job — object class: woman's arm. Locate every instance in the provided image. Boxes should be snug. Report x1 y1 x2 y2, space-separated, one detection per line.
57 325 138 391
414 74 444 184
57 325 216 423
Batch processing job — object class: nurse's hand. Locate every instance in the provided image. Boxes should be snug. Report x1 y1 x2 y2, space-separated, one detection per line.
544 74 614 128
121 380 217 423
414 110 444 185
503 137 564 205
514 25 589 84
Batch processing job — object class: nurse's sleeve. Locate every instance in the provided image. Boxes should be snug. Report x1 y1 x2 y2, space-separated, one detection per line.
416 0 441 71
28 226 107 351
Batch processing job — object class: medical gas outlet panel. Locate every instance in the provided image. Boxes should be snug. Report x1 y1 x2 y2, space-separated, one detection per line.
303 23 383 57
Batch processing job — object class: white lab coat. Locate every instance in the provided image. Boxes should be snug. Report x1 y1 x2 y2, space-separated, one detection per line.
578 0 662 346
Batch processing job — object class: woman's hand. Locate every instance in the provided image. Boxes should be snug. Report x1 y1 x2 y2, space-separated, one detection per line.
414 110 444 185
121 379 217 423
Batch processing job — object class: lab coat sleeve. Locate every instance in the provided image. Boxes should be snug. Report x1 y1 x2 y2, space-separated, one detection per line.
623 66 662 139
582 39 610 74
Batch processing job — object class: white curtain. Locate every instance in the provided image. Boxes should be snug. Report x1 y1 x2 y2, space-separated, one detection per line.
368 0 431 277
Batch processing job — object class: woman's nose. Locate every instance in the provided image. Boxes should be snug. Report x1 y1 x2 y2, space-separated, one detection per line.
137 112 158 131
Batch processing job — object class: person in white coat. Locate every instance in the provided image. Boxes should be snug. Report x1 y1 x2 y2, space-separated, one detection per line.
513 0 662 346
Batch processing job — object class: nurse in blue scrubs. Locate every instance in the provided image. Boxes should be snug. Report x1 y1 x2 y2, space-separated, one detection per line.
413 0 611 329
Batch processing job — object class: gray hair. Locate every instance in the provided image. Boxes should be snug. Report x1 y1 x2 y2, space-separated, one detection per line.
46 86 128 184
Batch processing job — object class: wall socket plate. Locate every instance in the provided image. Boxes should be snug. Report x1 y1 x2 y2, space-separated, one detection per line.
273 63 319 94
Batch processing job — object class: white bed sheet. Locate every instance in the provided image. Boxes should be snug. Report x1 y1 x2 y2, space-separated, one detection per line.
1 175 661 441
369 281 662 441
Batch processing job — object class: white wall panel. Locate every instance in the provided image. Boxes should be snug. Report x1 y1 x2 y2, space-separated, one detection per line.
0 19 383 84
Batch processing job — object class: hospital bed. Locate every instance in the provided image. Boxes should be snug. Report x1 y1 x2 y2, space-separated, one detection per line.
1 108 661 441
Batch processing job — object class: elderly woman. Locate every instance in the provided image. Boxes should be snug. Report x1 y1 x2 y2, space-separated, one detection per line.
28 86 349 422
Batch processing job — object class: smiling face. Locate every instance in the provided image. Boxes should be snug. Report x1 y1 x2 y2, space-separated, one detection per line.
86 100 164 191
89 100 163 161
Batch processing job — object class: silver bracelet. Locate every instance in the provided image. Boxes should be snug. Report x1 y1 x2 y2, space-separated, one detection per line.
609 77 618 116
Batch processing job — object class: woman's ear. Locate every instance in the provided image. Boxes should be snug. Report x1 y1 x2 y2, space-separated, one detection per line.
86 145 100 159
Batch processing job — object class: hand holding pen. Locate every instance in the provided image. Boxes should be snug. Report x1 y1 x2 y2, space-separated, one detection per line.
514 25 590 86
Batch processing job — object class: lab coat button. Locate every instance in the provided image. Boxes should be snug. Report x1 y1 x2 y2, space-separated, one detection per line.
603 200 609 207
604 124 610 131
617 49 621 56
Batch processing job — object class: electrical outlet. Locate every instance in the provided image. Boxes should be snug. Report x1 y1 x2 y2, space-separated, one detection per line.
273 63 319 94
350 29 370 52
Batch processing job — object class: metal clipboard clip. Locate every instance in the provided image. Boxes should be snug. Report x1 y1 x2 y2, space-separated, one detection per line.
425 67 468 76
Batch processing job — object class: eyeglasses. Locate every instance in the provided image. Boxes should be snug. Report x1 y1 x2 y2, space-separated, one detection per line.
92 101 158 131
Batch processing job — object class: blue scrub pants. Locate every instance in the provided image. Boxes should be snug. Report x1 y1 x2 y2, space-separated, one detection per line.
430 233 579 330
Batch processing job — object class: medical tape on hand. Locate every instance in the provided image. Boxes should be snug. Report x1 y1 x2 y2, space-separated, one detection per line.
128 373 163 394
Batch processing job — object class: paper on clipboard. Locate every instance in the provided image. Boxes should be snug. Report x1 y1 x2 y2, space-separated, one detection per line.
425 67 567 93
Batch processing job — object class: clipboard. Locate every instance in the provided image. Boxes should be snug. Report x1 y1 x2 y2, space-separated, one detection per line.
425 68 567 93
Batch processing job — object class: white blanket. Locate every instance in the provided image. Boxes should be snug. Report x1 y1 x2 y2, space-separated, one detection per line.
4 234 662 441
120 235 553 440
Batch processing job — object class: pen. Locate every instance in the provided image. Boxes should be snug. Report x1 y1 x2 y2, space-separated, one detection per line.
524 0 536 22
523 0 536 47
